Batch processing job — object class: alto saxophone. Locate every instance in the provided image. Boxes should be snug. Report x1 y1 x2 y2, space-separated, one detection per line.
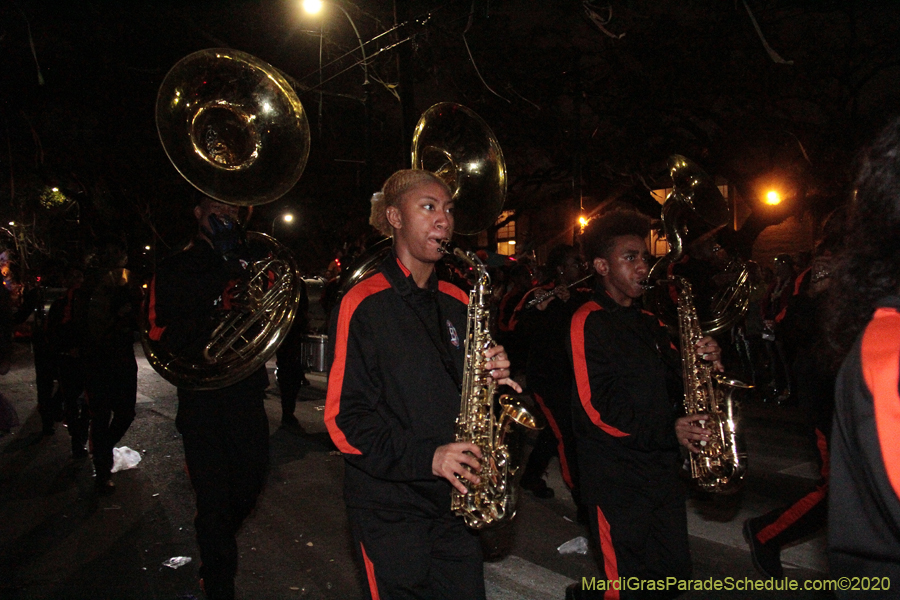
666 275 751 494
440 242 544 529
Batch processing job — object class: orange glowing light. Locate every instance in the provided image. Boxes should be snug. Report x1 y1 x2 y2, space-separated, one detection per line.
765 190 782 205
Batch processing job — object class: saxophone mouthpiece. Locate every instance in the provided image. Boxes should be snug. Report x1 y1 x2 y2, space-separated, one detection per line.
640 279 655 290
438 239 454 255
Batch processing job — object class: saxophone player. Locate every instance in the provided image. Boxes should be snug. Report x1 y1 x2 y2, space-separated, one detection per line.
567 208 722 600
325 169 519 600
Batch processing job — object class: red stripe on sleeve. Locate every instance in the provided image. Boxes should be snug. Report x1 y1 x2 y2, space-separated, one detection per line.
861 307 900 501
438 280 469 305
324 273 391 455
147 276 166 341
570 302 629 438
794 267 811 296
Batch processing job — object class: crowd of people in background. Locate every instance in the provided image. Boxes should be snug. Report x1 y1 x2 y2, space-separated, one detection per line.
1 237 141 493
2 117 900 599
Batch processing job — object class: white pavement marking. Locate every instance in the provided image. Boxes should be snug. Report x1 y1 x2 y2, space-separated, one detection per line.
136 392 154 404
486 555 576 600
779 461 820 479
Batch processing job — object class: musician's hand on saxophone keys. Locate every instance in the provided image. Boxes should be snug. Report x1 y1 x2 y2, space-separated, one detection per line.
675 414 711 453
483 345 523 393
433 443 482 493
694 335 724 372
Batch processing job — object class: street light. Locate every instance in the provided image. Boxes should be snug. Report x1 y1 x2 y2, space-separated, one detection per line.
272 213 295 235
301 0 372 194
765 190 782 206
302 0 369 85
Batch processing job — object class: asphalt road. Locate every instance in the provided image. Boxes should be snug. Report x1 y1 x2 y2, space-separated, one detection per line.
0 340 834 600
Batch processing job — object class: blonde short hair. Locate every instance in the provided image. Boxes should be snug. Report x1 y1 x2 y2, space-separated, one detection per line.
369 169 452 237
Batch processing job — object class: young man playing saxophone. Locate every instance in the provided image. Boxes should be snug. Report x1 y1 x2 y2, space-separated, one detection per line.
567 208 722 599
325 169 519 600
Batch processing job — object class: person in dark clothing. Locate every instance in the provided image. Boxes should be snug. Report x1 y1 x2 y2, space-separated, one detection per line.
325 169 519 600
517 244 592 506
566 209 723 600
0 281 17 434
825 116 900 597
13 261 66 436
75 238 141 492
147 196 271 600
760 253 796 404
46 265 90 458
275 280 311 429
743 248 836 578
495 263 533 374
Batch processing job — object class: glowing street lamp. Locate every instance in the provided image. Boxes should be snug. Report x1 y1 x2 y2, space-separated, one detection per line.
303 0 323 13
765 190 782 206
302 0 372 192
301 0 368 85
272 213 295 235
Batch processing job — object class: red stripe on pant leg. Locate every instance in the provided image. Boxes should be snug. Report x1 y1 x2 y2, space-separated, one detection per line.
360 542 380 600
595 505 620 600
756 429 830 545
533 393 574 489
757 485 828 544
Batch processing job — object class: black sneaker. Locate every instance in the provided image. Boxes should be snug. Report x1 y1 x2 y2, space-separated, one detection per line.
95 477 116 495
743 518 784 578
521 477 555 499
280 415 304 432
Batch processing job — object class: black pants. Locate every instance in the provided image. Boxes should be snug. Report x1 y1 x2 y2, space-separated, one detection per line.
750 428 828 550
34 347 59 431
85 356 137 479
522 391 580 497
275 355 308 420
58 355 89 452
575 489 691 600
176 393 269 600
346 507 485 600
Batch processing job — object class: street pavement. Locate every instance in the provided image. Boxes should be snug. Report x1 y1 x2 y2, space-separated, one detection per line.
0 340 834 599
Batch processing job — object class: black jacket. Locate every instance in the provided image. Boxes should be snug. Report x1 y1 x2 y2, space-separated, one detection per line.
325 251 469 517
829 296 900 584
517 283 592 399
568 288 683 505
148 239 268 399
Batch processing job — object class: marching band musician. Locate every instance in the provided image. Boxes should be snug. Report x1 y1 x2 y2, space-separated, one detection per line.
517 244 592 511
324 169 519 600
826 116 900 595
567 208 723 599
75 236 142 493
146 196 270 600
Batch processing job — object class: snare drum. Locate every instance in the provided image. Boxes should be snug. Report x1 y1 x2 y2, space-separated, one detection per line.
301 334 328 372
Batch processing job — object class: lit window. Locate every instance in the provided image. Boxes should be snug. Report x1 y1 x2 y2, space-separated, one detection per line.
495 210 516 256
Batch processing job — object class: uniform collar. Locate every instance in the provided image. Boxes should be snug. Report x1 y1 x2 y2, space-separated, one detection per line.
380 248 438 296
592 284 641 314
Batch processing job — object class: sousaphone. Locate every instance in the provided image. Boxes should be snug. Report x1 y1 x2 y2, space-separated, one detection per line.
338 102 507 296
144 48 310 390
646 155 751 336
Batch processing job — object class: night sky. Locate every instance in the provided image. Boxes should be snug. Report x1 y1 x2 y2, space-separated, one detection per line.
2 1 899 276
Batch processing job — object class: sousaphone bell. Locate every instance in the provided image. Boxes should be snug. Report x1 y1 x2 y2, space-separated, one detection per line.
144 48 310 390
